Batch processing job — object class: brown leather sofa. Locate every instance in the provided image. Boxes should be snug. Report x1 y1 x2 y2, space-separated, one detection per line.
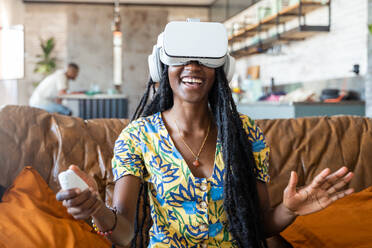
1 105 371 247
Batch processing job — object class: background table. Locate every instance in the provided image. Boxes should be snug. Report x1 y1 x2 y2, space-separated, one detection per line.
60 94 128 119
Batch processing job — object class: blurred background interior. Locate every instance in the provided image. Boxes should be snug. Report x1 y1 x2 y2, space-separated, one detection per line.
1 0 372 119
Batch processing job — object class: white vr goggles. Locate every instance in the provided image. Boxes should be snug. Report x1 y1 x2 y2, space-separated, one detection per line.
148 20 235 82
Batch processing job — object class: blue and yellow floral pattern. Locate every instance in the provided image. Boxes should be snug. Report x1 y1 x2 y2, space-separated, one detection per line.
112 112 270 247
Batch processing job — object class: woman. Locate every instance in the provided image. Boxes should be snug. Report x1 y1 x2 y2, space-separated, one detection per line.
56 21 354 248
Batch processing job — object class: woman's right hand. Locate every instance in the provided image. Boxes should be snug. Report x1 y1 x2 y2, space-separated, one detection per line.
56 165 104 220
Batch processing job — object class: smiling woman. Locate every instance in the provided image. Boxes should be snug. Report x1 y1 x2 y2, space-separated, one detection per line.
56 20 354 248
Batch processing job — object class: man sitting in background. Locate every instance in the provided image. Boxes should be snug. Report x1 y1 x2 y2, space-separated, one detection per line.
29 63 79 115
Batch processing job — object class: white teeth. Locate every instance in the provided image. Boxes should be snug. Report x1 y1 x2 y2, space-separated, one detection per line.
182 77 203 84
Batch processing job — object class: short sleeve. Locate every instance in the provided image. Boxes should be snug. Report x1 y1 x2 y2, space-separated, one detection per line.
240 114 270 183
112 121 145 181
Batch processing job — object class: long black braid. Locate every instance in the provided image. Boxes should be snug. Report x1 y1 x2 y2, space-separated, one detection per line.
131 65 267 248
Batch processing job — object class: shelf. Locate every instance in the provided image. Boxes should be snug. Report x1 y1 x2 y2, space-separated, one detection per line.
230 25 330 58
228 0 330 43
279 25 330 40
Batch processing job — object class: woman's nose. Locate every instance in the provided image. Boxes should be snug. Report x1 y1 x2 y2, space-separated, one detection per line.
184 61 202 70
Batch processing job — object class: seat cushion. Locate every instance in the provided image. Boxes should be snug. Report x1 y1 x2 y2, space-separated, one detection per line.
0 166 111 248
281 186 372 247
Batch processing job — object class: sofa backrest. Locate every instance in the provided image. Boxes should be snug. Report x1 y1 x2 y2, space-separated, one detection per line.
256 116 372 206
1 105 371 207
0 105 128 205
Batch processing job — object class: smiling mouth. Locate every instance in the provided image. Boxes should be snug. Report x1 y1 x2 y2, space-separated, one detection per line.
181 77 203 87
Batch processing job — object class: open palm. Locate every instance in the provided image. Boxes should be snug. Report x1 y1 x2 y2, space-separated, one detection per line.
283 167 354 216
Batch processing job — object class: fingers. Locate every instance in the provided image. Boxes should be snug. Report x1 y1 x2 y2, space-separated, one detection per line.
309 168 331 190
56 188 81 201
58 187 101 220
69 164 97 190
67 195 97 215
69 165 89 185
63 188 94 208
330 188 354 202
327 171 354 195
321 167 349 190
285 171 298 195
69 164 80 171
72 200 102 220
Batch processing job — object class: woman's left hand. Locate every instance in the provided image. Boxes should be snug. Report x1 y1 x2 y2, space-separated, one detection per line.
283 166 354 216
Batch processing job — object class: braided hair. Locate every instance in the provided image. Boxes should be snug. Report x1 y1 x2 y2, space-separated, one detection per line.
131 65 267 248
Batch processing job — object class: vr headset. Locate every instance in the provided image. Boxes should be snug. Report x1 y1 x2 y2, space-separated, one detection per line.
148 20 235 82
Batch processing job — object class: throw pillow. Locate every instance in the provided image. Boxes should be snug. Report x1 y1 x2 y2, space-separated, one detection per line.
281 186 372 248
0 166 111 248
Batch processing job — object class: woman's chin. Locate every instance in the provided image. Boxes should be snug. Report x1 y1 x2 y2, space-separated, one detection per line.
178 94 209 105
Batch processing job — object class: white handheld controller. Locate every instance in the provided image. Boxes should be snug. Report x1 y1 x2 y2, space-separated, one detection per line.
58 169 89 191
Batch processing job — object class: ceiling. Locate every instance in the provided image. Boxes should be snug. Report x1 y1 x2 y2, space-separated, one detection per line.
23 0 216 6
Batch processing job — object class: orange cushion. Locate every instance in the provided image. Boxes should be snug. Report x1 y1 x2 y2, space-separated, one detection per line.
281 186 372 248
0 166 111 248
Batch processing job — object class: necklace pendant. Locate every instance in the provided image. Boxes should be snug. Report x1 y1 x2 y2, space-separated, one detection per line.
193 158 200 167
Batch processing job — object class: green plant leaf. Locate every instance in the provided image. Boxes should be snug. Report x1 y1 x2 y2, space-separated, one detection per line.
32 81 40 88
35 37 57 76
50 60 56 69
41 43 47 54
369 24 372 35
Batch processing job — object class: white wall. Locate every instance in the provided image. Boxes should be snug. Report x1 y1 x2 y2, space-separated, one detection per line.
0 0 24 28
0 0 24 107
232 0 368 86
0 80 18 107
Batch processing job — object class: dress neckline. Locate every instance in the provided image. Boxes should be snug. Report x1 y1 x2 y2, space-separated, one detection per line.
157 111 218 180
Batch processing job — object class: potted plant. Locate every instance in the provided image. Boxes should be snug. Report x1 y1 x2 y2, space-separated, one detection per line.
33 37 57 87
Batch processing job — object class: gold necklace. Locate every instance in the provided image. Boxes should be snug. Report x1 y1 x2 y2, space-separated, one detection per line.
175 119 211 167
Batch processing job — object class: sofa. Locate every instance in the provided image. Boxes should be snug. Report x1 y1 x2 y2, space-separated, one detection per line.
0 105 371 248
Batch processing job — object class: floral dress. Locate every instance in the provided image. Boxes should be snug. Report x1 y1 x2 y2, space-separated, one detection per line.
112 112 270 248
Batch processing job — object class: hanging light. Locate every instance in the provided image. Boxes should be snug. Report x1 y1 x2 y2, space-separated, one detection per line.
112 0 122 92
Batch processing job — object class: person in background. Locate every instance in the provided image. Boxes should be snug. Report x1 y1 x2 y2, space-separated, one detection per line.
29 63 79 115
